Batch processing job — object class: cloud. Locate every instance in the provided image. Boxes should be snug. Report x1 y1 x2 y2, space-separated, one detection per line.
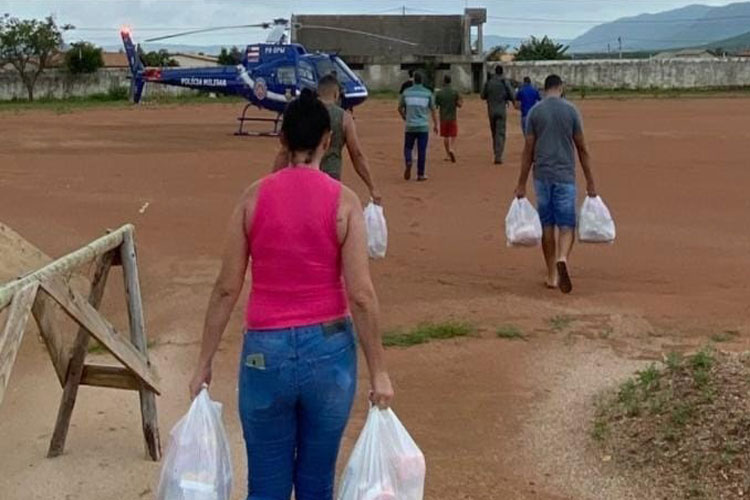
0 0 741 46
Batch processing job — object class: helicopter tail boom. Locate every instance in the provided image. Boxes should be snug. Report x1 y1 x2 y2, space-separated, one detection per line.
121 29 146 103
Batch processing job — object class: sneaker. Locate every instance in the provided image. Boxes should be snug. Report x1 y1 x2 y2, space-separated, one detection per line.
417 175 428 182
404 165 412 180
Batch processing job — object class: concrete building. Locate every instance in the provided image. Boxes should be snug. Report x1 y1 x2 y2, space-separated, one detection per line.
653 49 717 60
291 8 487 93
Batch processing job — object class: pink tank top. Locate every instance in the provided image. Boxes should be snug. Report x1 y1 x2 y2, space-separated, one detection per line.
246 167 348 330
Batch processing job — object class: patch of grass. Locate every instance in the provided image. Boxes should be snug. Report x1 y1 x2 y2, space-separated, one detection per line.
710 330 740 343
496 325 526 341
637 364 661 392
592 417 609 441
665 351 683 371
548 314 574 332
670 402 695 427
617 378 641 417
382 321 473 348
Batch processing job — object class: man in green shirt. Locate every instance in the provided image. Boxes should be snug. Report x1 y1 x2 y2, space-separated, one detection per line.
272 75 382 203
435 74 463 163
481 65 516 164
398 72 438 181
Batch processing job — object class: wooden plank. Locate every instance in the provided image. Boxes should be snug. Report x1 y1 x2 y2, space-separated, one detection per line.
48 251 114 458
32 294 69 385
0 282 39 406
0 225 132 310
80 364 140 391
121 230 162 461
39 275 160 394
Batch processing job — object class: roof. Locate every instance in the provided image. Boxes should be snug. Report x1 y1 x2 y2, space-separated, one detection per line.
653 49 717 60
102 52 129 68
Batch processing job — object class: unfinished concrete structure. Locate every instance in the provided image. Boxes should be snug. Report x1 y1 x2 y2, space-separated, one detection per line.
291 8 487 93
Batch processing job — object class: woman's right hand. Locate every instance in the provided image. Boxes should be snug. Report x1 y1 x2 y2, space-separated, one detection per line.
189 364 212 400
369 371 395 409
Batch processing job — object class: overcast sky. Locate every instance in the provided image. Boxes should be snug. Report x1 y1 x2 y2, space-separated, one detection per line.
0 0 742 46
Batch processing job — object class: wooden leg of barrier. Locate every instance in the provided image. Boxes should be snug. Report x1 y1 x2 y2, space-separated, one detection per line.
47 251 114 458
0 282 39 407
120 230 161 461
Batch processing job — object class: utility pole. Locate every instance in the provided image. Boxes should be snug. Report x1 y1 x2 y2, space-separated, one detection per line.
402 5 406 15
618 36 623 59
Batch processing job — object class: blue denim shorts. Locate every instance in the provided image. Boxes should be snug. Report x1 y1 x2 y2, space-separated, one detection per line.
534 179 577 228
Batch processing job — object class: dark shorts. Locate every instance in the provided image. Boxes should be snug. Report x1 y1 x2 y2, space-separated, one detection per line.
534 179 577 229
440 120 458 138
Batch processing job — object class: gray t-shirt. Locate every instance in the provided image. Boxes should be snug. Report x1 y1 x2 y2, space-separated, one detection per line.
526 97 582 184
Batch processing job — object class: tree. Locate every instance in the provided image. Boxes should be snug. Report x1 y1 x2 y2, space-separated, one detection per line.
515 36 570 61
138 47 178 67
485 44 511 62
65 41 103 74
217 46 242 65
0 14 72 101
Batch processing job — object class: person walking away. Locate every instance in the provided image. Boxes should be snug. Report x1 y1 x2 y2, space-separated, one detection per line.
190 89 394 500
515 76 541 135
481 65 516 164
398 72 438 181
435 74 463 163
399 69 415 94
514 74 597 294
273 75 382 204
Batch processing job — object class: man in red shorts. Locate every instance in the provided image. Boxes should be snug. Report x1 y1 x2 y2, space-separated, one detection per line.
435 74 463 163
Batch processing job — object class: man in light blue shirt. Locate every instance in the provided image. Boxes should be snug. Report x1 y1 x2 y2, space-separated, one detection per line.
398 72 438 181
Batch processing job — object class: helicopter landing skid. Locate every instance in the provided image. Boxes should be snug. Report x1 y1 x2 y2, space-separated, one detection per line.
235 104 282 137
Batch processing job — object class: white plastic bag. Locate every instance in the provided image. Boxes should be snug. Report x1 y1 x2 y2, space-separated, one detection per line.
364 202 388 259
578 195 616 243
505 197 542 247
156 388 233 500
337 407 425 500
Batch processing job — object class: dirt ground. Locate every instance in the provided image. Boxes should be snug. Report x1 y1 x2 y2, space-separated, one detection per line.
1 96 749 500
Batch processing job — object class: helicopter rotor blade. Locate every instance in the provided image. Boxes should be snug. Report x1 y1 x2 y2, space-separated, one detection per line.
144 23 270 43
296 24 418 47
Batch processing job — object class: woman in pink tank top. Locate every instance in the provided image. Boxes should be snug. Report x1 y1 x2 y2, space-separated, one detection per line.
189 89 393 500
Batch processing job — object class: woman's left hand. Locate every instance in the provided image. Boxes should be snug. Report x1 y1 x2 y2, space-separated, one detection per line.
189 364 212 399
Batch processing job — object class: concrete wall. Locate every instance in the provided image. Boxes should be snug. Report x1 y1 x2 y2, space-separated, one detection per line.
293 15 467 58
495 58 750 89
353 62 475 93
0 68 195 101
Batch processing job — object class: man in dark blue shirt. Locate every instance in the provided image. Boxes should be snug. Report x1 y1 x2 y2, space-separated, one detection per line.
515 77 541 135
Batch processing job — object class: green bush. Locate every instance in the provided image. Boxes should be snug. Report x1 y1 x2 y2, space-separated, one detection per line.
65 42 103 74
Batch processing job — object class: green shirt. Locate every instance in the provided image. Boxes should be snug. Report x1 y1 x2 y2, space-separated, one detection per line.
399 84 435 133
435 85 460 122
320 103 345 180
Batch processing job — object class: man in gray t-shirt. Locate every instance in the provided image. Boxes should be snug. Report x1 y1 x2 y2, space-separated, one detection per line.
514 74 598 294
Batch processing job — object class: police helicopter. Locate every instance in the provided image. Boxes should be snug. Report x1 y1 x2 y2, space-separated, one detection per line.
121 18 415 135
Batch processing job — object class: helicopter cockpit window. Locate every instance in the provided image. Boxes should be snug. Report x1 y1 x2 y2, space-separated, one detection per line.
298 60 316 85
276 66 297 86
314 59 336 80
334 57 359 84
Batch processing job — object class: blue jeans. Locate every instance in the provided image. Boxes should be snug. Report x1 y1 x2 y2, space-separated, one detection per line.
238 318 358 500
404 131 429 177
534 179 577 228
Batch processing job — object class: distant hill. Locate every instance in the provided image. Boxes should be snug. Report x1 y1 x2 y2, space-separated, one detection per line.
704 30 750 50
569 2 750 53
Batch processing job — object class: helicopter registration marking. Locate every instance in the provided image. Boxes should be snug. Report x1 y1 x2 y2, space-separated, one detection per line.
179 77 228 87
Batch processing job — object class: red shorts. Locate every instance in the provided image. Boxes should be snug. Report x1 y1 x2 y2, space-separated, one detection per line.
440 120 458 138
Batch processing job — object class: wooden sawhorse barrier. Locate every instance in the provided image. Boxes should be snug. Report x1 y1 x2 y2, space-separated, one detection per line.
0 224 161 460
